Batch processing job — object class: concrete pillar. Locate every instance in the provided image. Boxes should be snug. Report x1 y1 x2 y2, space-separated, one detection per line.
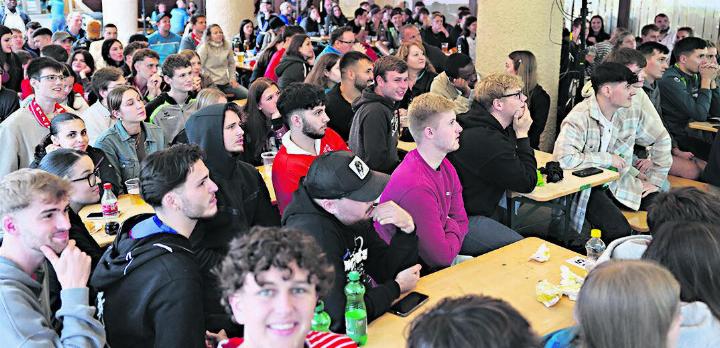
475 0 563 151
102 0 138 43
206 0 255 40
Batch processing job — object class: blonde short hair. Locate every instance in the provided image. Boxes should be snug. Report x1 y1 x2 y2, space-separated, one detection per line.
196 87 228 110
0 169 70 218
408 93 455 141
474 73 523 109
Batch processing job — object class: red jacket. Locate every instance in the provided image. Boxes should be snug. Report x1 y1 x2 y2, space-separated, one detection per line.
264 47 286 82
220 331 358 348
272 128 349 214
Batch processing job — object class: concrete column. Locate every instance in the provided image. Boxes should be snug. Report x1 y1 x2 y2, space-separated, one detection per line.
206 0 255 40
102 0 138 43
475 0 563 151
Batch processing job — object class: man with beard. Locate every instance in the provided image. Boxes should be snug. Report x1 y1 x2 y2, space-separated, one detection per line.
430 53 477 115
282 150 421 332
349 55 408 174
90 144 218 347
325 51 374 141
654 13 676 51
0 57 69 176
0 169 105 346
273 83 349 214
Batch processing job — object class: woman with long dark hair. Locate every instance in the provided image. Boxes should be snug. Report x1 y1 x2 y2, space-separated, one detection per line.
456 16 476 61
68 50 96 94
505 50 550 149
324 4 348 33
0 24 24 92
100 38 125 69
31 112 119 193
276 34 315 88
232 19 257 53
242 78 285 165
587 15 610 45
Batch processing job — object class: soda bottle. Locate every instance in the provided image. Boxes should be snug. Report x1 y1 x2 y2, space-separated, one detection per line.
101 183 119 219
585 229 606 263
311 300 331 332
344 271 367 345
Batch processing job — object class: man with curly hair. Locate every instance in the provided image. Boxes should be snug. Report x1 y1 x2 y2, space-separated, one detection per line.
215 226 357 348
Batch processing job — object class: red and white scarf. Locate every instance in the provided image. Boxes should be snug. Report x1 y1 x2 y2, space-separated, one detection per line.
29 99 67 128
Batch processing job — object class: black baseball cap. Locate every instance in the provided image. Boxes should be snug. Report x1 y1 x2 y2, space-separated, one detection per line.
304 151 389 202
157 12 171 22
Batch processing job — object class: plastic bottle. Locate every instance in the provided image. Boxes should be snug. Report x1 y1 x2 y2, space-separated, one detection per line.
344 271 367 345
311 300 331 332
585 229 606 263
101 183 119 219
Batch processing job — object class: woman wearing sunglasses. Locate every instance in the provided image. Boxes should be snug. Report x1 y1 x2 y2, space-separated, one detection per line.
31 112 120 195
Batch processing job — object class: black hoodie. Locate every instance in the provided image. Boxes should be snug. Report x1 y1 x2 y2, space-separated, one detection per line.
276 54 311 89
447 101 538 217
185 104 280 334
282 183 418 332
348 87 400 174
90 214 205 348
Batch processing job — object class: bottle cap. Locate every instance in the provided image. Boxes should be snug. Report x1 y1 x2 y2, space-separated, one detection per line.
348 271 360 281
315 300 324 312
103 183 112 190
591 229 601 238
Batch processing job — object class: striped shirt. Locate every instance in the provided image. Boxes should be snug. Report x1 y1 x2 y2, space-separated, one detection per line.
220 331 358 348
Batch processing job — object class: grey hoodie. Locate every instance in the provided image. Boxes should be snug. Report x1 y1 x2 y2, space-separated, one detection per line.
0 256 105 347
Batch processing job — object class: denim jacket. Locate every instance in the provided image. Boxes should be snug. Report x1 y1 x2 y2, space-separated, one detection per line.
94 121 166 192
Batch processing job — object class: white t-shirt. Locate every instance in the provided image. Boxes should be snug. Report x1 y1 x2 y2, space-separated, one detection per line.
3 10 25 31
597 112 614 153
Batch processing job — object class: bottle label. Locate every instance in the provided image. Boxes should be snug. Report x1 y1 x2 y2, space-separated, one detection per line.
345 308 367 340
102 202 119 216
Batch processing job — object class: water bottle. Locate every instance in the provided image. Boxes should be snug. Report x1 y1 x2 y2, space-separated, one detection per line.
311 300 331 332
344 271 367 345
585 229 606 263
101 183 119 219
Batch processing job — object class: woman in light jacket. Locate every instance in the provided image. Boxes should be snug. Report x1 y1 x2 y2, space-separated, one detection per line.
197 23 248 100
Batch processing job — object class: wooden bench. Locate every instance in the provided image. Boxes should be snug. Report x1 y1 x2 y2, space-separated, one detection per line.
621 175 709 233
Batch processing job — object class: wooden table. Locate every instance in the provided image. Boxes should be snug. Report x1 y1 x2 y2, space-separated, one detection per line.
256 165 276 203
397 141 416 152
506 151 620 235
365 237 583 347
79 195 155 247
689 121 719 133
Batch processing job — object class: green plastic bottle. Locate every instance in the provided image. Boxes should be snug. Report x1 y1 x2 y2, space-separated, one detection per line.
344 271 367 345
311 300 331 332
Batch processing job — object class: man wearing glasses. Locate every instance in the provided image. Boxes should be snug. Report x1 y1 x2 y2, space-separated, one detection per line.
447 72 533 245
318 26 361 58
430 53 477 114
0 57 69 177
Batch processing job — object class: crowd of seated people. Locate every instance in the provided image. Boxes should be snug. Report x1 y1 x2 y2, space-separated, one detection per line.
0 1 719 347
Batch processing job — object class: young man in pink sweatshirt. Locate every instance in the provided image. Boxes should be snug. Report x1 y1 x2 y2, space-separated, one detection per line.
375 93 522 271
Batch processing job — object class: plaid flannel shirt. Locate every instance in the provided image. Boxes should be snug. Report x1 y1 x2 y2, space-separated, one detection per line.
553 91 672 233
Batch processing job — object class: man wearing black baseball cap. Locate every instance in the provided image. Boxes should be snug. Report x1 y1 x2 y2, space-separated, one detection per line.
282 151 421 332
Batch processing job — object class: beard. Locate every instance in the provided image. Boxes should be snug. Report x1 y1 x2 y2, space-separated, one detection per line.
302 122 325 139
354 77 372 91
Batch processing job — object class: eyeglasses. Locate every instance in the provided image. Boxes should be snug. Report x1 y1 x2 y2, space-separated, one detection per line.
70 169 99 187
501 91 525 100
337 39 354 45
38 74 65 82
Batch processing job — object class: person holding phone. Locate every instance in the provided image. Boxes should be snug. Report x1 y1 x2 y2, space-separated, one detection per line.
212 226 358 348
283 151 421 332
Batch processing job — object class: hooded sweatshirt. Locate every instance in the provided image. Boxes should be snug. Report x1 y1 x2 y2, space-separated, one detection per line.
276 54 311 89
185 104 280 333
679 301 720 348
0 256 106 347
446 101 537 217
282 184 418 332
89 215 205 347
348 87 400 174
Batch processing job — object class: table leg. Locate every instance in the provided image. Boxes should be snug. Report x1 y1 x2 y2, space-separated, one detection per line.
505 194 513 228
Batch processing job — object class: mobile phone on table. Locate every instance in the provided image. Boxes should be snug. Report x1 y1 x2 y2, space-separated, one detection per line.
86 212 105 219
389 291 429 317
572 167 603 178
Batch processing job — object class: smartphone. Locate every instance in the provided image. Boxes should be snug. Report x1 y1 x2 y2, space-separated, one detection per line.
389 291 429 317
86 212 105 219
572 167 603 178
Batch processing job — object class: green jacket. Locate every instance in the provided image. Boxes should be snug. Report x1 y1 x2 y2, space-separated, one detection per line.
658 64 720 143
